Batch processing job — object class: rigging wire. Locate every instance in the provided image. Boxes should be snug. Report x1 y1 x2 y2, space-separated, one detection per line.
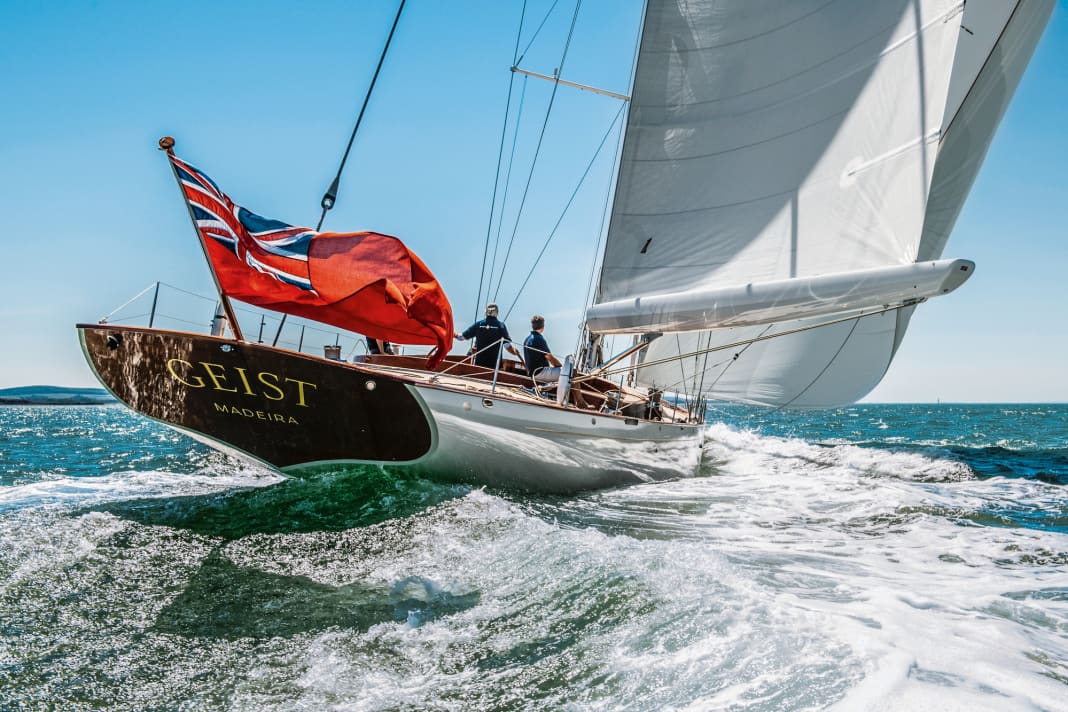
704 324 773 393
99 282 165 322
515 0 563 65
674 332 693 414
574 1 644 356
486 78 529 303
690 333 704 397
775 316 864 410
491 0 583 302
502 101 625 320
274 1 404 347
475 1 528 319
691 330 715 419
158 282 219 302
574 106 626 354
315 0 406 232
657 354 737 397
108 281 398 348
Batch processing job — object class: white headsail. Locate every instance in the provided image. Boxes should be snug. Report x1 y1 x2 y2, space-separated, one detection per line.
589 0 1053 407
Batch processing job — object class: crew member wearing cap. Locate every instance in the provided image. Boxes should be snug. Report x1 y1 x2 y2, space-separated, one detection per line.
455 303 520 369
523 315 562 378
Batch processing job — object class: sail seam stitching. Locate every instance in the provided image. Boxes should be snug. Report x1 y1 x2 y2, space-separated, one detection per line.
636 3 963 111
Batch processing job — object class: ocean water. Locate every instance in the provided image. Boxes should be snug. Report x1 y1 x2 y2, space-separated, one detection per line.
1 404 1066 711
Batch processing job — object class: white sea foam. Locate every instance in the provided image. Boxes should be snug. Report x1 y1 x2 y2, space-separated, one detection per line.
0 460 281 511
3 420 1066 710
250 425 1068 710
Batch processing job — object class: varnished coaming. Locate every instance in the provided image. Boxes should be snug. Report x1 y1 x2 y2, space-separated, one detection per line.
78 325 433 467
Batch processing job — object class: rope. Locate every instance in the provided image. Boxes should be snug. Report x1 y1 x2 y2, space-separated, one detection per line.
268 2 405 347
657 354 737 396
574 113 625 354
691 330 714 418
672 333 692 415
492 0 583 301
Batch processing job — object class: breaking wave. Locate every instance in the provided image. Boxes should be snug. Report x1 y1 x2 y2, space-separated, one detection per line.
1 404 1066 710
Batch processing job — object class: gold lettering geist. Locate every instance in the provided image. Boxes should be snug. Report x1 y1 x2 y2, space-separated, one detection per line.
165 360 317 407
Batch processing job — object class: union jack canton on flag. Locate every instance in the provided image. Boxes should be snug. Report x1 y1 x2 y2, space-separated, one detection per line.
164 150 454 367
171 156 317 292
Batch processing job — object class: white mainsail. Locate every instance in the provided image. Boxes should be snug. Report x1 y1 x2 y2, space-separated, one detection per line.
589 0 1053 407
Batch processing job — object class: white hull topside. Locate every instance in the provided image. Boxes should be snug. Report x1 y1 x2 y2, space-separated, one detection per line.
78 324 705 494
399 382 706 492
186 379 706 492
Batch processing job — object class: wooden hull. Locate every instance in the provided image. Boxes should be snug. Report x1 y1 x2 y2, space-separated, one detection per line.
78 325 704 492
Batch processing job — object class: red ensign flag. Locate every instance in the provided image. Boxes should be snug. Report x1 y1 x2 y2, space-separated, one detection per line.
169 153 453 367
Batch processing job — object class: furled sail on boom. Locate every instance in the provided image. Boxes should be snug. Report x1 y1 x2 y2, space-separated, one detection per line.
169 153 454 366
589 0 1053 407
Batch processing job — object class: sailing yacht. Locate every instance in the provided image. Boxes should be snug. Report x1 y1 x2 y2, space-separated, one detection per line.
78 1 1053 492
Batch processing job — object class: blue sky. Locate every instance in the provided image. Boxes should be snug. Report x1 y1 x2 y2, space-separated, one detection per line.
1 1 1065 402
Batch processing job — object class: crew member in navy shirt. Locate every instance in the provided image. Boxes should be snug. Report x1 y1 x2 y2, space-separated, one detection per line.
365 336 394 355
523 314 562 378
455 303 520 369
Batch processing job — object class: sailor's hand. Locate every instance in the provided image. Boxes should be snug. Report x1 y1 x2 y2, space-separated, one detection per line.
454 333 464 340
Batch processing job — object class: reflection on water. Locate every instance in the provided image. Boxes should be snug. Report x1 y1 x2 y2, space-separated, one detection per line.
83 467 469 539
156 552 480 640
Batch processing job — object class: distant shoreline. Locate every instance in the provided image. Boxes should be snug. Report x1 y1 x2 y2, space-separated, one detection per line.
0 399 117 406
0 386 115 406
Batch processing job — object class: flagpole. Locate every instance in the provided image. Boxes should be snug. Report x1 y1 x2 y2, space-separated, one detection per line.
158 136 245 341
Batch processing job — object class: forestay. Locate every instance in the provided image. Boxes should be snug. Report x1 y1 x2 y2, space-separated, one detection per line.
589 0 1052 407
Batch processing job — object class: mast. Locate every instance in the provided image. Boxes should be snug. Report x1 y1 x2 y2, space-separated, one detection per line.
578 0 651 371
588 0 650 310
